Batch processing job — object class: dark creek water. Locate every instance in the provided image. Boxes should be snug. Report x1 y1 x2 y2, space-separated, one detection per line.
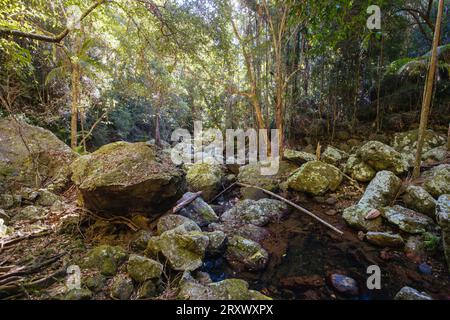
202 209 450 300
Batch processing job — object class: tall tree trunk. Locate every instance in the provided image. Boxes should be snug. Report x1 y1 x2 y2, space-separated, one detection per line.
70 33 82 150
413 0 444 178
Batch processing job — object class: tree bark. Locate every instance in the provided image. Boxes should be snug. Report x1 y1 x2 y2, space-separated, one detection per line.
413 0 444 178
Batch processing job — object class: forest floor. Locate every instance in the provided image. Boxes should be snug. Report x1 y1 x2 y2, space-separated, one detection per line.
1 168 449 300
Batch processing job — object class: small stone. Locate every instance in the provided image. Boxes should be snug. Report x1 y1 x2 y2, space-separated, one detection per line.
402 185 436 218
366 232 404 248
156 214 200 235
136 280 159 299
325 197 338 205
225 236 269 271
130 230 153 252
418 263 432 275
325 209 337 216
84 273 106 293
179 195 219 227
343 205 383 231
329 274 359 296
35 189 60 206
394 286 432 300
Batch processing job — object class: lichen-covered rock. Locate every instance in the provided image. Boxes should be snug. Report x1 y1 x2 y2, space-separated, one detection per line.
392 129 446 160
287 161 343 196
237 160 298 191
342 205 383 231
344 155 376 182
136 280 160 299
0 194 15 209
110 275 134 300
402 185 436 217
358 171 402 209
422 146 446 162
82 245 128 275
357 141 409 175
186 163 223 201
12 205 47 222
0 118 76 191
178 194 218 227
382 205 435 234
283 149 316 165
225 236 269 271
322 146 348 166
130 230 153 252
394 286 432 300
178 273 271 300
84 273 106 293
365 232 404 248
423 165 450 198
220 198 288 227
204 230 227 256
209 222 270 243
35 188 60 207
146 226 209 271
436 195 450 272
126 254 163 283
156 214 201 235
71 141 185 214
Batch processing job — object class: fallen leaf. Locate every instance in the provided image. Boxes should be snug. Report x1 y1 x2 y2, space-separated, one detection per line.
365 209 381 220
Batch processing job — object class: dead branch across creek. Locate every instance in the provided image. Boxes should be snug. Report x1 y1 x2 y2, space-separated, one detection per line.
213 182 344 236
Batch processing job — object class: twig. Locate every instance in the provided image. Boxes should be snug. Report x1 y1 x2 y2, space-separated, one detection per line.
341 172 365 193
209 182 237 204
173 191 202 213
236 182 344 235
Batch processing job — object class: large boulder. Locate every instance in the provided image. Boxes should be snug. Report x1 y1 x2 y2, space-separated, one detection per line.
186 163 224 201
225 235 269 271
401 185 436 218
382 205 436 234
146 225 209 271
436 195 450 272
344 155 376 182
287 161 343 196
0 118 75 191
358 171 402 209
220 198 288 227
423 165 450 198
71 141 185 214
357 141 409 175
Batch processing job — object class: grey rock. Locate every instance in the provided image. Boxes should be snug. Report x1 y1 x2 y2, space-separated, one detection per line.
394 286 432 300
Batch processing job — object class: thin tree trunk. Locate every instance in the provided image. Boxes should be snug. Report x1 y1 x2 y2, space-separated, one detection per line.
413 0 444 178
70 32 81 150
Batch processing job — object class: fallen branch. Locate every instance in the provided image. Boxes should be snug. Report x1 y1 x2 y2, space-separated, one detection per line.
173 191 203 213
209 182 237 203
236 182 344 235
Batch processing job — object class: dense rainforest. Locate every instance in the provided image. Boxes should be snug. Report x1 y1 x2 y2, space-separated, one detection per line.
0 0 449 302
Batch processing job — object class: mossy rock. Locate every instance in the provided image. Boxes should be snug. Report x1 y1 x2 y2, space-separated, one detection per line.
365 232 404 248
178 273 271 300
423 165 450 198
71 141 185 214
382 205 436 234
357 141 409 175
0 118 75 190
156 214 201 235
283 149 316 165
110 275 134 300
321 146 348 166
344 155 376 182
179 194 218 227
146 226 209 271
186 163 224 201
237 160 299 191
82 245 128 276
402 185 436 218
342 205 383 232
127 254 163 283
225 235 269 271
358 171 402 209
287 161 342 196
436 195 450 272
